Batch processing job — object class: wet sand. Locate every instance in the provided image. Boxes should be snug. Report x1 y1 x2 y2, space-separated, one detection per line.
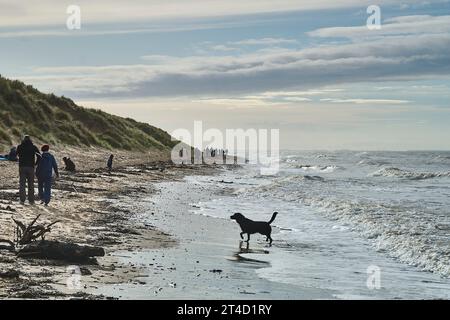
90 173 333 299
1 146 329 299
0 146 216 299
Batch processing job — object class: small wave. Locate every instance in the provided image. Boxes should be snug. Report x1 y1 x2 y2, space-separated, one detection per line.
357 159 390 166
369 167 450 180
355 152 369 157
296 165 338 173
233 174 325 195
271 175 325 185
315 154 335 159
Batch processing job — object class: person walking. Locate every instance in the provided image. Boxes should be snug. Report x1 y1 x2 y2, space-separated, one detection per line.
16 135 40 205
107 154 114 173
36 145 59 206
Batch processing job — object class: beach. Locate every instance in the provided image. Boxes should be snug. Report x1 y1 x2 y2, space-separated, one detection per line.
0 147 202 299
1 149 449 300
88 174 331 299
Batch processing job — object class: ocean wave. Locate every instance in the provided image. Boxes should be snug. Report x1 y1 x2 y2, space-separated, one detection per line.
296 165 339 173
233 174 325 195
315 154 336 159
302 197 450 277
355 151 369 157
243 178 450 277
268 175 326 186
369 167 450 180
433 155 450 163
357 159 390 166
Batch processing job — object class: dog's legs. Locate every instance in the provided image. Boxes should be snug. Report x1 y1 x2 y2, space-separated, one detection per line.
240 232 244 240
268 236 273 246
246 234 251 243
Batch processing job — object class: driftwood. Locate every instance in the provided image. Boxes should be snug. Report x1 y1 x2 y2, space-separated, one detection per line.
13 214 61 245
0 215 105 262
17 240 105 262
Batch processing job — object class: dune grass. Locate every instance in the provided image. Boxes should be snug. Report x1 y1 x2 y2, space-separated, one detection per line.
0 75 177 151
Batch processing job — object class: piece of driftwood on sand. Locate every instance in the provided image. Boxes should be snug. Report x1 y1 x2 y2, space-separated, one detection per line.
17 240 105 262
0 214 105 262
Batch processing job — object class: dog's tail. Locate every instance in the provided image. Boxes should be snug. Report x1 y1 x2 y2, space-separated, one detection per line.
268 212 278 224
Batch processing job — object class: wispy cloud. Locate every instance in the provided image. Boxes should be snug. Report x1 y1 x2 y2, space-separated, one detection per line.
320 98 410 104
230 38 298 46
0 19 274 38
210 45 238 52
22 29 450 99
308 15 450 39
1 0 436 28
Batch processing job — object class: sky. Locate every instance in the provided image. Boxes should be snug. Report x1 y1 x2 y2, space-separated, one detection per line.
1 0 450 150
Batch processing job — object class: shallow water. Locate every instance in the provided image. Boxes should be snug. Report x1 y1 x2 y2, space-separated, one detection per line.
188 151 450 299
92 179 330 299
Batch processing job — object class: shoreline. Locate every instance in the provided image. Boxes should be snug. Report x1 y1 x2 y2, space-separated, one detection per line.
2 148 449 299
0 146 219 299
89 163 450 300
89 171 332 299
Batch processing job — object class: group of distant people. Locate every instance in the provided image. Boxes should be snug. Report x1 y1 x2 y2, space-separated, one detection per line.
178 147 238 165
2 135 115 206
204 147 228 158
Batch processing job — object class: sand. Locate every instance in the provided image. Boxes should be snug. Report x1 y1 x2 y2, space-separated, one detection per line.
0 146 216 299
0 145 329 300
87 174 332 299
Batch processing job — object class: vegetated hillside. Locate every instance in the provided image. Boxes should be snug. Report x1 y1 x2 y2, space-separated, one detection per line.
0 75 177 151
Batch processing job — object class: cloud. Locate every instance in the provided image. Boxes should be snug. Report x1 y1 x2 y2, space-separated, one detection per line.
308 15 450 39
22 29 450 99
230 38 298 46
0 18 275 38
210 45 238 52
0 0 443 28
319 98 410 104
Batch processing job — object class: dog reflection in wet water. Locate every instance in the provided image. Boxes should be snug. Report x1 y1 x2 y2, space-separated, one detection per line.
230 212 278 246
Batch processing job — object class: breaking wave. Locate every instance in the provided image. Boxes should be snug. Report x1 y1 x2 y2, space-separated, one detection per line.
369 167 450 180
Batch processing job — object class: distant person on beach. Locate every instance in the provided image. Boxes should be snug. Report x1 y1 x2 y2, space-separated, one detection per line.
4 146 18 161
63 157 76 172
16 135 40 204
179 148 184 165
107 154 114 173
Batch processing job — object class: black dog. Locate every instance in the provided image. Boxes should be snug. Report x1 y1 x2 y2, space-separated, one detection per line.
230 212 278 245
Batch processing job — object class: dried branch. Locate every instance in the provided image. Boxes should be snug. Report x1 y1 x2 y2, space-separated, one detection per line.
12 215 60 245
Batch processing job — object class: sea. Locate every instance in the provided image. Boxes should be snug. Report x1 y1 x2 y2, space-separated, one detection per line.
188 150 450 299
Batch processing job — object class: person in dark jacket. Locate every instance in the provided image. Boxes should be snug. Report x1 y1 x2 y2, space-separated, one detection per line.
7 146 18 161
36 145 59 206
16 135 40 204
63 157 76 172
107 154 114 173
